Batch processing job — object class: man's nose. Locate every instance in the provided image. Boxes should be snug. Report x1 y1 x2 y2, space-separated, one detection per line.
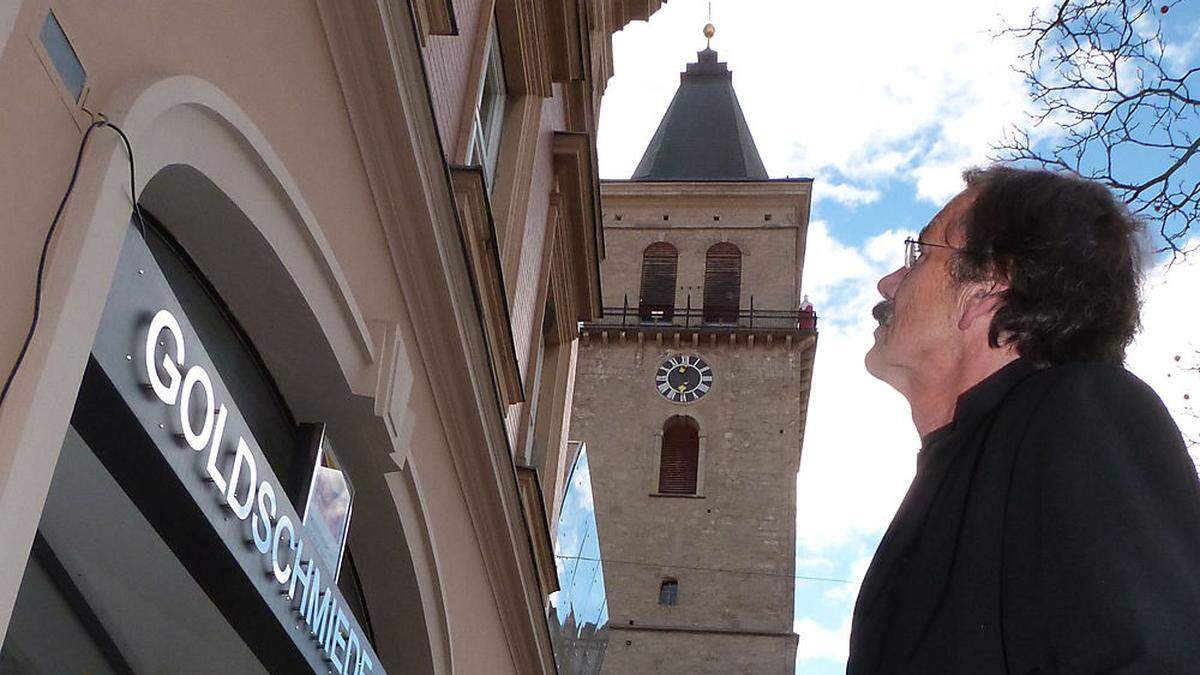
877 267 906 299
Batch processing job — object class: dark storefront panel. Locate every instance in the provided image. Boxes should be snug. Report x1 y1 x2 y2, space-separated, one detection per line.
1 221 383 675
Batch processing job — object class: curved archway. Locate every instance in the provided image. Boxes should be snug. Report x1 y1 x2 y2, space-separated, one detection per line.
3 75 447 674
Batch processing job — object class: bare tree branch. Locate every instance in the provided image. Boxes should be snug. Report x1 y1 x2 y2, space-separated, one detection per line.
993 0 1200 256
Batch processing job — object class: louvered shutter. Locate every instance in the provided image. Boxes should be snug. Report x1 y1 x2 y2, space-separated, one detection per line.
639 242 678 321
658 416 699 494
703 243 741 324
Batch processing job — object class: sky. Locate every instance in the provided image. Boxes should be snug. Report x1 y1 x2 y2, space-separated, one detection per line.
596 2 1200 673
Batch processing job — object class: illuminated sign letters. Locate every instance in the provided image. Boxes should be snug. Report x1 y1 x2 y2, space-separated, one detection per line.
143 309 374 675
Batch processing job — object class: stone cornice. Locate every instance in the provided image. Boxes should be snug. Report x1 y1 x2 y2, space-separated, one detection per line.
609 622 800 641
516 466 560 598
496 0 552 97
553 131 604 321
601 179 813 201
411 0 457 43
316 1 555 672
450 166 525 405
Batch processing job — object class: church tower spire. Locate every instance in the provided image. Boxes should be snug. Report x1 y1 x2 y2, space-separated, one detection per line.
631 18 768 182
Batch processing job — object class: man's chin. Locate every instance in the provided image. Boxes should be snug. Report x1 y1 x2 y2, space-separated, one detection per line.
864 324 899 378
864 338 884 379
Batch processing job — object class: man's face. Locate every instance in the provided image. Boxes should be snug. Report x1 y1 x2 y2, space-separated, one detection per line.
864 192 973 389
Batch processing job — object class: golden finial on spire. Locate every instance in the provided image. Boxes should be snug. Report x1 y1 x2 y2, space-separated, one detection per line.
704 2 715 49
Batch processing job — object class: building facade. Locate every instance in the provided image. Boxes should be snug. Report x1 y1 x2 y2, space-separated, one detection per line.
0 1 664 673
568 45 818 673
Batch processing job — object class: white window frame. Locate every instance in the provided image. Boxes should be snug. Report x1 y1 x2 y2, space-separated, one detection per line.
469 24 506 189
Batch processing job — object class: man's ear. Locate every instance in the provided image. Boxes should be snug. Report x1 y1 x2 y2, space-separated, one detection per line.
958 283 1006 331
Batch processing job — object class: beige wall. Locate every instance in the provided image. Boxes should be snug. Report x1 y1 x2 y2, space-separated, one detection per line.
0 1 529 672
424 0 489 158
0 1 669 672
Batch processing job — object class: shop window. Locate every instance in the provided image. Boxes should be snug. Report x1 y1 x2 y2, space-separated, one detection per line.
0 426 271 673
469 23 507 189
703 242 741 324
659 578 679 606
658 416 699 495
638 242 678 322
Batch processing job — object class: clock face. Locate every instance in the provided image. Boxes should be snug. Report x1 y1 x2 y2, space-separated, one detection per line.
655 355 713 403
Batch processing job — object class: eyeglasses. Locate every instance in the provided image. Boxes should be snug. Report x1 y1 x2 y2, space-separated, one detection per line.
904 237 960 270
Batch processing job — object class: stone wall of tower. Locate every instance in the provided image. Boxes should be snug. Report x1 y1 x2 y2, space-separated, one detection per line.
568 181 813 674
571 336 804 674
599 183 812 314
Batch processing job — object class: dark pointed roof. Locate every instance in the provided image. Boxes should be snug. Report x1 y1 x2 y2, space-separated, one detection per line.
632 48 769 181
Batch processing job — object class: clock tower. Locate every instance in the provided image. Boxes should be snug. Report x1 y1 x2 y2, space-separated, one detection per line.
565 37 818 675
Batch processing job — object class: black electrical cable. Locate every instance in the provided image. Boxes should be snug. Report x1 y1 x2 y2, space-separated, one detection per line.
0 117 149 413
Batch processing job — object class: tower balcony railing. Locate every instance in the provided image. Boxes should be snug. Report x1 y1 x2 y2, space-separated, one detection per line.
582 294 817 335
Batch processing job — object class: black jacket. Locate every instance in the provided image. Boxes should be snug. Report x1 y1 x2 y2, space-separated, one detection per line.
848 359 1200 674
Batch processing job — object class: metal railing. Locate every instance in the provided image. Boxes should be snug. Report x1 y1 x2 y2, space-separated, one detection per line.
585 294 817 332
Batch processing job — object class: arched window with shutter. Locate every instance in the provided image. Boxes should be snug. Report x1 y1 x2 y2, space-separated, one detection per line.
639 242 678 322
658 415 700 495
703 242 741 324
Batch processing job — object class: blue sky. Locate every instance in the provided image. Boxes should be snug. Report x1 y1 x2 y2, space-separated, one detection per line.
597 2 1200 673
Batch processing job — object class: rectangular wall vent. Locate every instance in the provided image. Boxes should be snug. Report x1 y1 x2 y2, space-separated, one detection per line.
39 11 85 102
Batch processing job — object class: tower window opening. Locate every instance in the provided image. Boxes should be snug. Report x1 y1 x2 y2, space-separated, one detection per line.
658 416 699 494
659 578 679 606
703 242 742 324
638 242 678 322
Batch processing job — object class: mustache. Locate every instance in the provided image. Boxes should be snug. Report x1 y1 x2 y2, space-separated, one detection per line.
872 300 895 326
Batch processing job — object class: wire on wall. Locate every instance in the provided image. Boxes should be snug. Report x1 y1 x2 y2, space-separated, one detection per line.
0 115 150 413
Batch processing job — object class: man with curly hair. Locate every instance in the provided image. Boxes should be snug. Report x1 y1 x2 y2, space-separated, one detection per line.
848 166 1200 673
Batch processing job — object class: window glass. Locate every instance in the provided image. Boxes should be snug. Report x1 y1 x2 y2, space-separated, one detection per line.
471 24 507 188
0 427 268 673
659 579 679 606
303 437 354 579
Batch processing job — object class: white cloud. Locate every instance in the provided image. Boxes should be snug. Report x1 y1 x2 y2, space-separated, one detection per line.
1127 241 1200 469
822 556 874 606
794 555 873 664
600 0 1048 203
795 555 836 573
794 224 920 551
815 182 882 208
794 616 852 663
